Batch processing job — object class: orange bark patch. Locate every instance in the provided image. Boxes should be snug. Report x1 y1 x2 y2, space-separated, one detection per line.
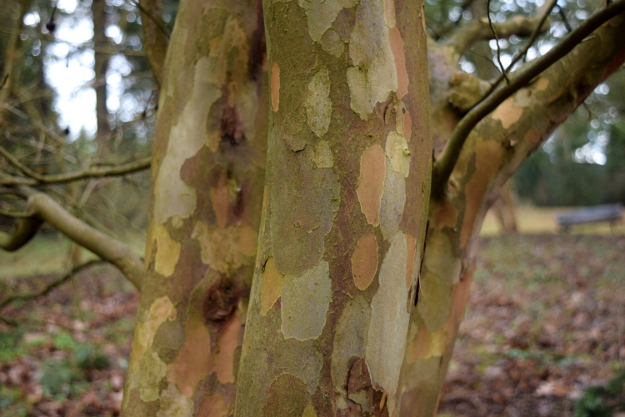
445 267 475 336
351 234 378 290
491 96 523 129
168 317 212 398
210 171 229 228
460 140 503 248
535 77 549 91
209 314 241 384
237 224 258 256
405 234 417 289
271 61 280 112
388 27 408 100
403 111 412 142
357 144 386 226
197 393 229 417
524 129 541 144
432 200 459 229
261 258 283 315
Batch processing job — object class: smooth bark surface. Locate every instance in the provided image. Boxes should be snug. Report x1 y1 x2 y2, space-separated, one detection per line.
235 1 431 416
121 0 267 415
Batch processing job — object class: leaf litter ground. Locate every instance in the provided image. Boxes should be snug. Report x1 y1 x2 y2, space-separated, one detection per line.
0 234 624 416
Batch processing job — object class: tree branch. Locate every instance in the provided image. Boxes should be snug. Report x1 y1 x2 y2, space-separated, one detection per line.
431 0 625 198
0 260 106 310
0 147 151 185
0 188 143 289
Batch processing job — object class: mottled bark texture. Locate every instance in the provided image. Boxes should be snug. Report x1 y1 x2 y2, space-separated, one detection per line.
235 1 431 416
399 14 625 416
121 0 267 415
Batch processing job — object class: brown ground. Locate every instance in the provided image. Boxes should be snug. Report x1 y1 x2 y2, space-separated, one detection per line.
1 234 624 416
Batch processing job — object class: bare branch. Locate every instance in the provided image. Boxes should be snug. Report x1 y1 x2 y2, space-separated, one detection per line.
0 260 106 310
0 147 151 185
0 189 143 289
486 0 509 84
431 0 625 198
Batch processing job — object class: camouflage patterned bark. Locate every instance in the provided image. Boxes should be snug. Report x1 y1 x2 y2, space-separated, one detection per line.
121 0 268 415
235 1 431 416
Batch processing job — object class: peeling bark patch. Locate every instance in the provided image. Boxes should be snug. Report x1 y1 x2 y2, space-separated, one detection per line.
385 131 410 177
210 170 229 228
138 350 168 402
460 140 502 248
416 271 451 332
153 224 180 277
384 0 396 27
388 27 408 99
156 383 194 417
210 314 241 384
320 29 345 58
535 77 549 91
313 140 334 168
351 233 378 290
400 107 412 142
302 403 318 417
264 374 309 417
298 0 359 42
331 296 371 408
193 221 256 273
168 316 212 398
305 68 332 138
281 260 332 341
271 61 280 112
347 0 398 119
379 167 406 241
424 232 461 285
491 96 523 129
261 257 283 316
154 56 223 225
198 394 229 417
366 232 411 415
130 296 175 374
357 144 386 226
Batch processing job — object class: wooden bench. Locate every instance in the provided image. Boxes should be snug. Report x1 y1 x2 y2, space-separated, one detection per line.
556 203 623 233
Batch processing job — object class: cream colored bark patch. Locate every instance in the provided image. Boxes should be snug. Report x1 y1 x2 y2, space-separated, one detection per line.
331 295 371 407
305 68 332 138
138 350 168 402
261 257 283 316
281 260 332 341
129 296 175 374
153 224 180 277
424 231 462 285
156 383 194 417
366 232 411 415
154 56 222 225
379 167 406 241
272 61 280 112
535 77 549 91
298 0 359 42
347 0 398 119
491 96 523 129
385 131 410 177
405 233 417 289
192 222 256 273
168 317 212 398
357 144 386 226
313 140 334 168
384 0 396 27
351 233 378 290
320 29 344 58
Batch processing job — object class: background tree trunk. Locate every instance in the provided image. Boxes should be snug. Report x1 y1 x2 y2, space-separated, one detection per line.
121 0 267 415
235 1 431 416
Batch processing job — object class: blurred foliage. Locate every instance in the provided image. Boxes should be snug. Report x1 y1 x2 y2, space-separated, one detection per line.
573 370 625 417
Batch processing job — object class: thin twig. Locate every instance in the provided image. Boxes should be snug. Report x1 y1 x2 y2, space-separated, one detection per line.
126 0 170 39
487 0 510 84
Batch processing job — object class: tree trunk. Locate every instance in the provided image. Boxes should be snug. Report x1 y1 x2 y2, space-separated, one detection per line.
92 0 112 155
121 0 267 414
399 13 625 416
235 1 431 416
